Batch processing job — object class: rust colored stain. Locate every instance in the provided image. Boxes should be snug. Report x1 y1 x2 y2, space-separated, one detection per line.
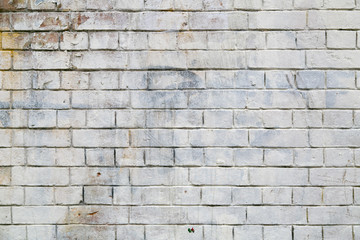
87 211 99 216
40 17 62 28
97 172 101 176
77 14 90 25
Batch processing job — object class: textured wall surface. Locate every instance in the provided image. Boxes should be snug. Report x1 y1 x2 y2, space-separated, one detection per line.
1 0 360 239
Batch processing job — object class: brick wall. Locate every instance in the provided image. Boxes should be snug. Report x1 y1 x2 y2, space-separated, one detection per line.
1 0 360 239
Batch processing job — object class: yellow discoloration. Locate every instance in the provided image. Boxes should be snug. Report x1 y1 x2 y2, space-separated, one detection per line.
2 32 31 49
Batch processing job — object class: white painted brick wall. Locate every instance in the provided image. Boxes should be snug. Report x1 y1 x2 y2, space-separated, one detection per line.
1 0 360 239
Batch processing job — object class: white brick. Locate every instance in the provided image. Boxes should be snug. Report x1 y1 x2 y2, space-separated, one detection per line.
324 226 353 239
60 32 88 50
262 110 292 128
72 91 129 108
263 0 292 9
248 50 305 69
327 71 356 89
68 206 128 224
145 148 174 166
28 110 56 128
202 187 232 205
13 206 67 224
309 11 360 29
204 110 233 128
293 110 322 128
116 148 145 166
247 206 306 224
175 148 203 166
131 168 188 186
190 129 247 147
0 226 26 240
25 187 54 205
232 187 262 204
264 149 293 166
294 226 322 240
89 32 118 50
294 148 323 166
84 186 113 204
234 0 262 9
55 187 82 205
0 187 24 205
204 0 234 10
204 226 233 240
325 148 354 166
119 32 147 50
178 32 207 50
117 226 144 240
323 187 353 205
310 129 360 147
297 31 326 49
58 110 86 128
250 130 308 147
324 0 355 9
86 148 114 166
57 226 115 240
189 12 247 30
0 148 26 166
249 11 306 29
265 71 295 89
13 130 70 147
296 71 325 89
190 168 248 185
234 226 263 240
71 167 129 185
148 32 177 50
264 226 292 240
234 149 263 166
267 32 296 49
87 110 115 128
293 187 322 205
0 207 11 224
263 187 292 204
249 168 308 185
61 71 89 89
12 167 69 185
327 31 356 49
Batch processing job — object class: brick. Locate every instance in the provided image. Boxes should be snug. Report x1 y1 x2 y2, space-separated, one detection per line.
324 0 355 8
249 168 308 185
116 110 145 128
310 168 360 185
264 149 293 166
73 12 129 30
327 71 356 89
32 71 60 89
248 50 305 69
87 110 115 128
145 148 174 166
27 148 56 166
89 32 118 50
132 12 188 30
294 226 322 240
146 110 202 128
294 0 323 9
117 226 144 240
173 187 201 205
119 71 147 89
0 51 11 70
310 129 360 147
189 90 246 108
86 0 116 10
28 110 56 128
149 32 176 50
71 167 129 185
294 148 323 166
72 51 127 69
0 14 10 31
0 148 26 166
25 187 54 205
90 71 119 89
208 32 266 50
146 226 177 240
309 11 360 29
234 226 263 240
249 11 306 29
326 90 360 108
262 110 292 128
132 91 187 109
324 148 354 167
13 130 70 147
175 148 203 166
148 71 205 90
129 51 186 69
60 32 88 50
232 187 262 204
0 207 11 224
293 110 322 128
308 206 360 224
0 110 28 128
73 130 128 147
264 226 292 240
327 31 356 49
31 32 59 50
190 168 248 185
61 71 89 89
297 31 326 49
86 148 114 166
115 0 144 10
29 0 57 10
1 71 33 90
0 187 24 205
54 187 82 205
57 226 115 240
72 91 129 108
0 226 26 240
204 0 234 10
178 32 207 50
204 226 233 240
265 71 295 89
14 51 70 70
296 71 325 89
293 187 322 205
189 12 247 30
68 206 128 224
13 91 69 109
56 148 85 166
202 187 232 205
234 149 263 166
13 206 68 224
12 13 70 31
84 186 113 204
190 129 247 147
204 148 233 166
267 32 296 49
131 168 188 186
2 32 31 50
58 110 86 128
116 148 145 166
324 110 353 128
323 187 353 205
263 0 292 9
174 0 202 10
234 110 263 127
119 32 148 50
263 187 292 204
204 110 232 128
12 167 69 185
186 51 246 69
248 206 306 224
59 0 86 10
250 130 308 147
0 92 10 109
